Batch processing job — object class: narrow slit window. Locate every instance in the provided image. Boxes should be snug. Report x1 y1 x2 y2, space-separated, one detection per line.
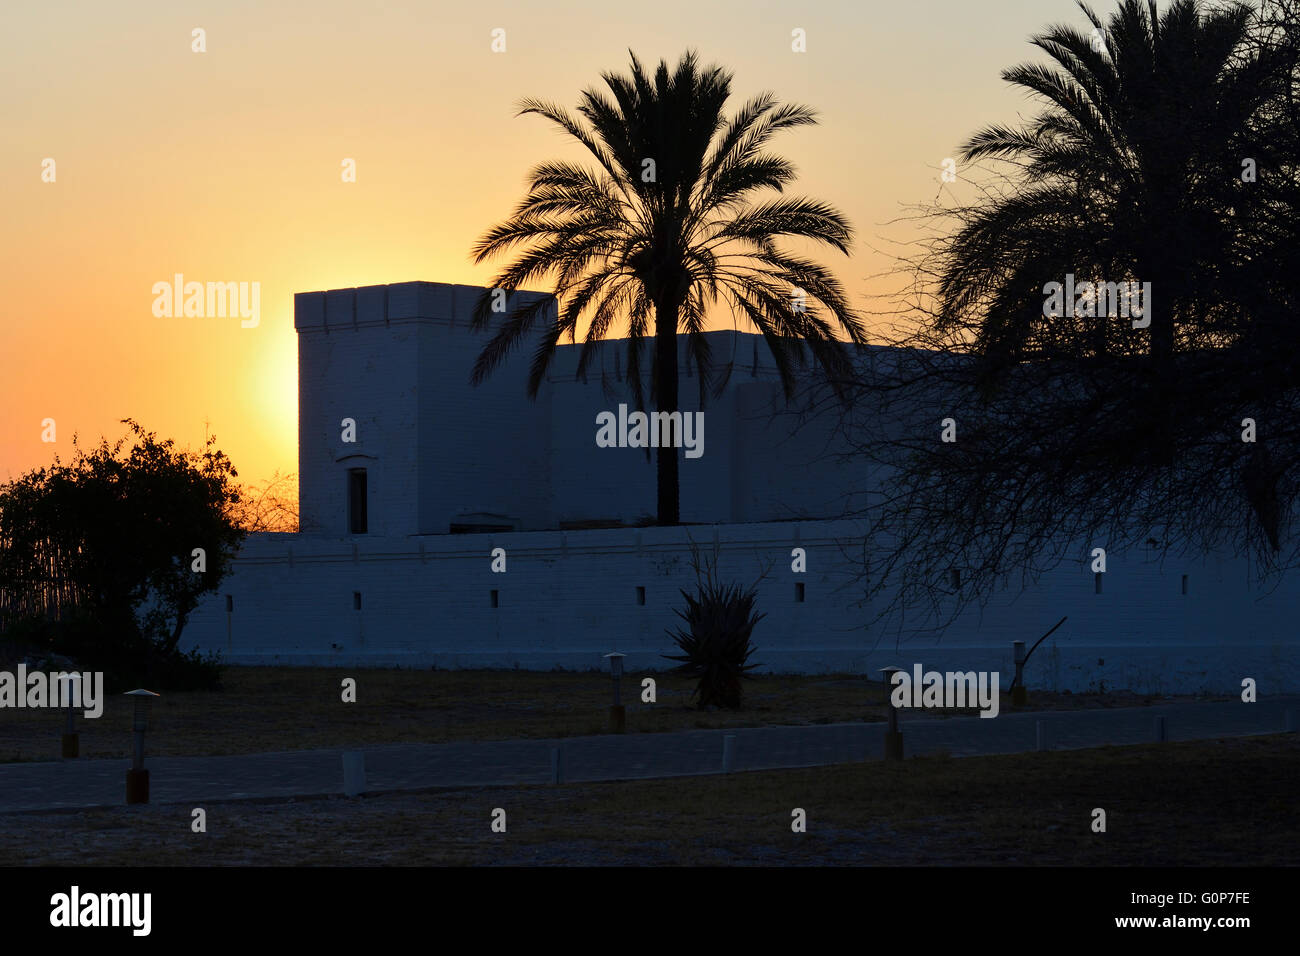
348 468 368 535
225 595 233 613
636 586 646 606
353 591 362 611
1095 571 1103 594
795 582 806 603
490 589 499 609
1181 574 1188 596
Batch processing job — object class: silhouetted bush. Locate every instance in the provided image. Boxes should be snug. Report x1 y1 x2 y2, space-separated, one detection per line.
0 611 222 692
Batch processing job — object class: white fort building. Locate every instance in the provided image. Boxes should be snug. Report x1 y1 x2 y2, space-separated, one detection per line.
186 281 1300 694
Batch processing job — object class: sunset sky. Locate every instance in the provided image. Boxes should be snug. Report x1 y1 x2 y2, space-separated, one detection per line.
2 0 1075 489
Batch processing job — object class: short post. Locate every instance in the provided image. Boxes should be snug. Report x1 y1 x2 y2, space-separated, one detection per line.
1012 641 1027 706
1286 708 1296 734
550 745 564 784
124 689 159 804
722 734 736 773
1036 719 1048 752
342 751 366 796
879 667 904 761
1154 715 1167 742
61 674 81 759
603 652 626 734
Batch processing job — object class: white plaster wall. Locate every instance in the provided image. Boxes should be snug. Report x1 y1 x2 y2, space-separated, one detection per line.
296 286 422 537
415 285 554 533
185 523 1300 694
297 283 875 533
545 333 744 526
263 281 1300 694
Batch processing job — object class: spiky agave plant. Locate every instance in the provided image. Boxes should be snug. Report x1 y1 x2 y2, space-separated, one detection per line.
663 580 764 709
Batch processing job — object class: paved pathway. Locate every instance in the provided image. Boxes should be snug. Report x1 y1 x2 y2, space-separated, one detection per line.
1 697 1294 813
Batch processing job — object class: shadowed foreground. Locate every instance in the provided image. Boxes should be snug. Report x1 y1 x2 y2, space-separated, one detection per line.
2 736 1295 865
0 666 1210 764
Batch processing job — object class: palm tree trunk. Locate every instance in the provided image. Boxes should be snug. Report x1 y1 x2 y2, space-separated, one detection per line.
1137 230 1179 464
654 298 681 525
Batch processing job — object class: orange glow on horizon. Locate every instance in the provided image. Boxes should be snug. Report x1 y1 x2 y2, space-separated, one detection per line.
0 0 1063 488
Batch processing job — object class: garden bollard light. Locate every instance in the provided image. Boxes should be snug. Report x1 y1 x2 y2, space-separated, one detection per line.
550 745 564 784
604 652 626 734
879 667 904 761
1154 715 1167 742
61 673 81 759
1012 641 1027 706
124 689 160 804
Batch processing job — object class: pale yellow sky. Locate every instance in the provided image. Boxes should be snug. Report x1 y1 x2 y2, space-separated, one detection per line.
0 0 1078 487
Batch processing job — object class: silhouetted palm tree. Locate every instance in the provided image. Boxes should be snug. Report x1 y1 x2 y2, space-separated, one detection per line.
469 51 867 525
877 0 1299 576
942 0 1282 382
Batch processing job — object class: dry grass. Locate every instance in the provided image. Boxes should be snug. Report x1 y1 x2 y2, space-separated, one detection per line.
2 734 1292 866
0 665 1224 763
